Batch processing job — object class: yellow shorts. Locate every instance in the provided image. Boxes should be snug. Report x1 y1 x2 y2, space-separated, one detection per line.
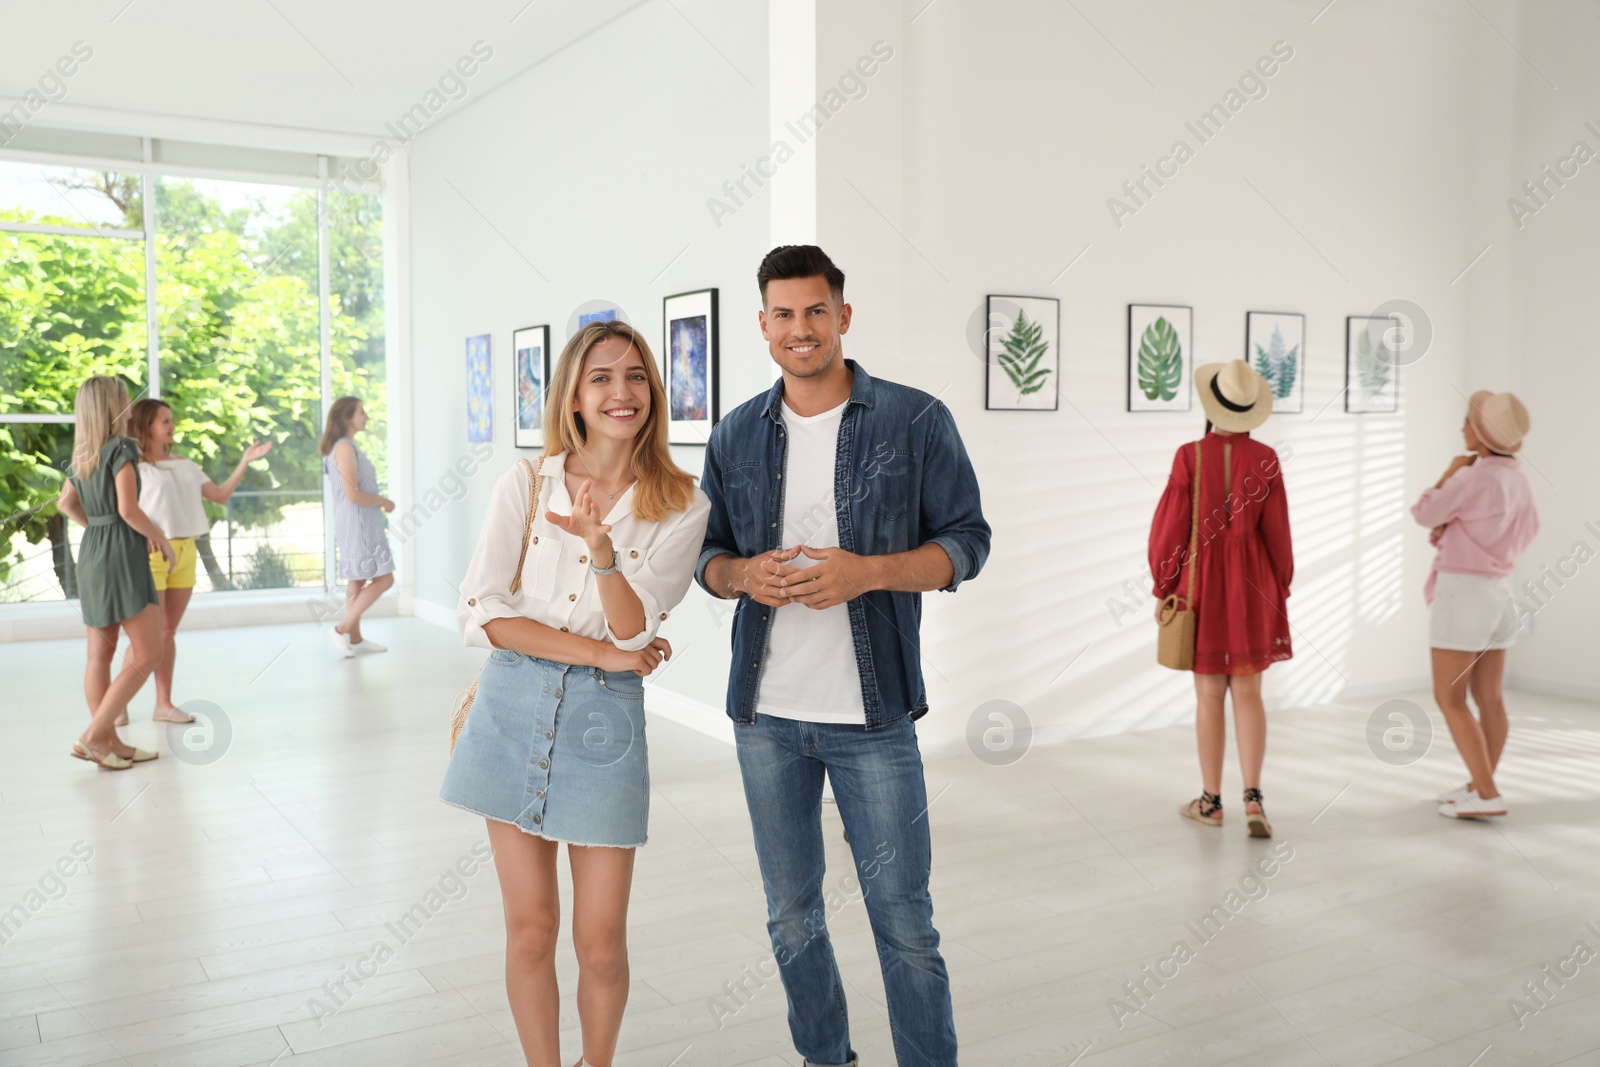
150 536 198 591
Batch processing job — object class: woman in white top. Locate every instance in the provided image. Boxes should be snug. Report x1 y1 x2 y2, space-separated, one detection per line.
129 398 272 723
440 319 710 1067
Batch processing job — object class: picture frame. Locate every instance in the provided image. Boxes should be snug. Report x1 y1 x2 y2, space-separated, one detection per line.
984 295 1060 411
1245 311 1305 414
1128 304 1193 412
1345 315 1400 413
465 333 493 443
661 288 719 445
512 324 551 449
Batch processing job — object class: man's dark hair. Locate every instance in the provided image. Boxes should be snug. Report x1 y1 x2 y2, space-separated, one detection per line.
756 245 845 306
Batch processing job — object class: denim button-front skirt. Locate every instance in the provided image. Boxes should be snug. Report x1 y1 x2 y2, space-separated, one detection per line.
439 650 650 848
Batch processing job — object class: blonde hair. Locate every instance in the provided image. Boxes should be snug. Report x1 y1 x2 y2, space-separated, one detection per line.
319 396 361 456
71 376 132 479
545 321 695 522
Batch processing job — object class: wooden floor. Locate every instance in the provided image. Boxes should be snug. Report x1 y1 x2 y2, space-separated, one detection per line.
2 619 1598 1067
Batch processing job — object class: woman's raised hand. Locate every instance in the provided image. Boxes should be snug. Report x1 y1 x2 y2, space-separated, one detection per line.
242 440 273 464
545 479 613 547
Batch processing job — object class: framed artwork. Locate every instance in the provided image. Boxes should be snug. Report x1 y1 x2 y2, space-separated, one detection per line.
512 324 551 448
578 307 617 327
662 288 719 445
1245 311 1305 414
466 333 493 443
1128 304 1193 412
984 295 1059 411
1346 316 1399 413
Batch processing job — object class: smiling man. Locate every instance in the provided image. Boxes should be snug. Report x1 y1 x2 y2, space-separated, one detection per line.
696 244 990 1067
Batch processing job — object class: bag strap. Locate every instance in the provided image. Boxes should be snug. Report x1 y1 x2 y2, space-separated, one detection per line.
508 455 547 595
1185 440 1201 605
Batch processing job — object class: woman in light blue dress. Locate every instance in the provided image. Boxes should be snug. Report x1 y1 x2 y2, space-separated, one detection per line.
318 396 394 656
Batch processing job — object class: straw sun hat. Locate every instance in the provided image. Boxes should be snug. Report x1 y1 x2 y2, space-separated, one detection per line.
1195 360 1273 433
1466 390 1530 454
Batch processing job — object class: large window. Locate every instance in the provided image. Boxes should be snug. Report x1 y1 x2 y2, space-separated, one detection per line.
0 159 386 603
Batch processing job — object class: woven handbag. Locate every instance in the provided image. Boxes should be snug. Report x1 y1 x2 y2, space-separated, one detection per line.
1157 440 1202 671
449 455 546 753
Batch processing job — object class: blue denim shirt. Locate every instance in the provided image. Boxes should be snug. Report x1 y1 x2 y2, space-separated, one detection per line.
695 360 991 730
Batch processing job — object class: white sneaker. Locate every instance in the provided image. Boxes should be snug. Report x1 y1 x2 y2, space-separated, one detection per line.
352 639 387 655
1439 789 1507 818
328 628 355 658
1437 782 1471 804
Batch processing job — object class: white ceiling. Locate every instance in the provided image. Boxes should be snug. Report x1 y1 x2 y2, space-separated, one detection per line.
0 0 648 139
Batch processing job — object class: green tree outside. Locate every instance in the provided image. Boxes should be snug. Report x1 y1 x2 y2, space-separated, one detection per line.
0 169 386 598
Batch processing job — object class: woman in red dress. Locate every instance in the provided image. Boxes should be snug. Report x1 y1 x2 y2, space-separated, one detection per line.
1148 360 1294 837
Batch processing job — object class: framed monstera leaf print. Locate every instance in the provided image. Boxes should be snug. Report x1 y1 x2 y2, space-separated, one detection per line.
1128 304 1193 412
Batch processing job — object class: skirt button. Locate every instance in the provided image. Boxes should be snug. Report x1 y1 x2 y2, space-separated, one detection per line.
537 759 548 769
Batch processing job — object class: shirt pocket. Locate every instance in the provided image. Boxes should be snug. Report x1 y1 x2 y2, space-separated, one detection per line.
723 461 766 547
861 448 916 522
522 533 561 602
615 543 646 577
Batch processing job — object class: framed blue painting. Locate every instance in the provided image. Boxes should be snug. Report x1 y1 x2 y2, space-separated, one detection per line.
466 333 493 442
662 288 719 445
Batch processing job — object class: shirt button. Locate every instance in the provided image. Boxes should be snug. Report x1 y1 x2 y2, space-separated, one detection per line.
629 550 639 559
559 626 568 632
535 789 544 797
532 536 539 544
544 729 554 739
770 522 777 527
532 814 542 824
659 612 668 620
776 473 782 479
553 689 563 698
467 597 477 606
569 593 577 601
537 759 548 769
580 555 588 564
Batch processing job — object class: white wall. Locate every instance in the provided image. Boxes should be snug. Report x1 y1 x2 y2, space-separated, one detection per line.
813 0 1556 755
407 0 1597 759
1497 0 1600 701
406 0 771 732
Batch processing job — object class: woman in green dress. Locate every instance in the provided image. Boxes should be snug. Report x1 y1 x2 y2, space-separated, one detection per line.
55 376 172 770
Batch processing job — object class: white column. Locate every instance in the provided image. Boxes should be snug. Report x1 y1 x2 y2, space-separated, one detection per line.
382 150 415 614
769 0 817 247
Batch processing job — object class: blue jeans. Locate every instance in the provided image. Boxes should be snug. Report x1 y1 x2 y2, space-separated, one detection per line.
734 713 959 1067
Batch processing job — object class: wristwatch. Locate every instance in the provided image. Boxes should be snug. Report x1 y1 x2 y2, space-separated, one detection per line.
590 547 620 576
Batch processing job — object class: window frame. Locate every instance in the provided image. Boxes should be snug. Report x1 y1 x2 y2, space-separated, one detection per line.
0 138 389 602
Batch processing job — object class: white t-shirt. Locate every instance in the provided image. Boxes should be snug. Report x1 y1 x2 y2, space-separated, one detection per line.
137 457 213 539
755 398 865 724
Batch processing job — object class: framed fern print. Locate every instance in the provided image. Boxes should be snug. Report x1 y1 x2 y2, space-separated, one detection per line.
1245 311 1304 414
1345 315 1399 413
985 295 1059 411
1127 304 1192 412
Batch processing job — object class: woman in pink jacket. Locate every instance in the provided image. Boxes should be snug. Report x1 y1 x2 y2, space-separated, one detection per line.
1410 391 1537 820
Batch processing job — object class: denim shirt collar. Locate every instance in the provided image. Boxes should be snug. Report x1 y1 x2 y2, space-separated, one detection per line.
761 357 877 423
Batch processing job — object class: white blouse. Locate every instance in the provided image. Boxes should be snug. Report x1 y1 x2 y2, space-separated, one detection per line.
137 457 213 539
456 452 712 654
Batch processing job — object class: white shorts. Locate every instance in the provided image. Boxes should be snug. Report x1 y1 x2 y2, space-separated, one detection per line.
1429 571 1520 652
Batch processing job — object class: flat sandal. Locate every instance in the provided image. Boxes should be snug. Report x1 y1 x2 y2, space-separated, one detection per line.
1180 790 1223 826
1243 787 1272 838
70 740 132 771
